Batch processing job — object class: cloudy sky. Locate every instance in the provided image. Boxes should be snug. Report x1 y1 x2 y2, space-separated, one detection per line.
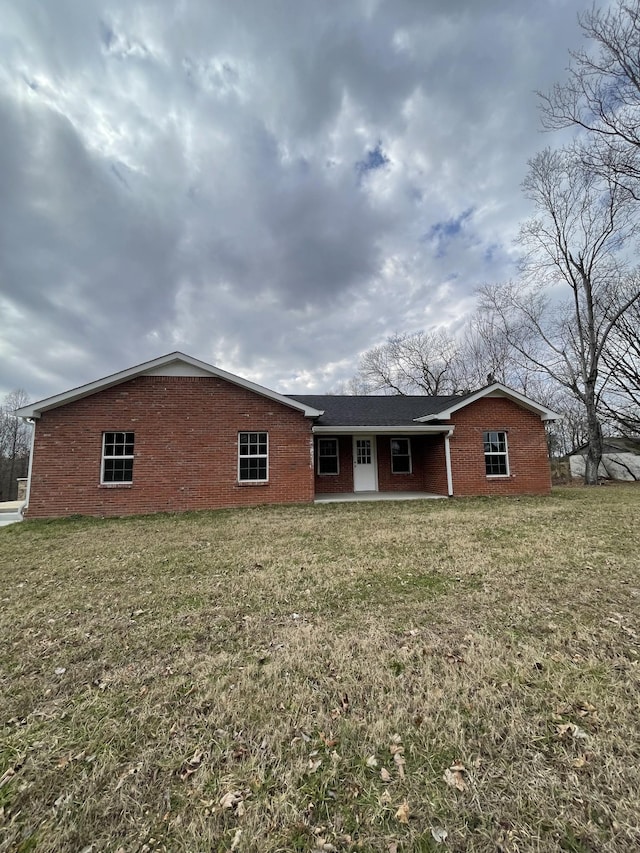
0 0 597 402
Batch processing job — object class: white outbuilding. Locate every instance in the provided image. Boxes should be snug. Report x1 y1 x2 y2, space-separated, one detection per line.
570 437 640 481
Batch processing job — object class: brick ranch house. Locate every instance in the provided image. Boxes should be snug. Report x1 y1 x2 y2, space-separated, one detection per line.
15 352 559 519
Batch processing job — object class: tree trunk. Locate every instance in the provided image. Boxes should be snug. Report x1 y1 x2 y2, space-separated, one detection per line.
584 392 603 485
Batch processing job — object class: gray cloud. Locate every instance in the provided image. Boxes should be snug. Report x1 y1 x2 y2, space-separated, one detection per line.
0 0 593 400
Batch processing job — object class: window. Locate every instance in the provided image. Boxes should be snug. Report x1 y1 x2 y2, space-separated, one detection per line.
317 438 339 475
102 432 134 483
238 432 268 482
356 439 372 465
391 438 412 474
483 430 509 476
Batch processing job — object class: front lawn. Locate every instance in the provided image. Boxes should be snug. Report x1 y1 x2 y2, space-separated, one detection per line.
1 486 639 852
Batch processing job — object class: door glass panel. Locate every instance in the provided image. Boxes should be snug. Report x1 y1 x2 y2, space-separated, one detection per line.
356 439 372 465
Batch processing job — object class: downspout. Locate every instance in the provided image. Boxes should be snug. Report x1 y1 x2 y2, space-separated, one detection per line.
22 418 36 517
444 428 454 496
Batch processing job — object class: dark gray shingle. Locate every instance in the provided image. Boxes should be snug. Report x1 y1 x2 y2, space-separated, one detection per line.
285 394 472 427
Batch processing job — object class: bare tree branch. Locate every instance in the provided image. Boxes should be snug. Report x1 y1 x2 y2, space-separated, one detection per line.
538 1 640 198
481 146 640 483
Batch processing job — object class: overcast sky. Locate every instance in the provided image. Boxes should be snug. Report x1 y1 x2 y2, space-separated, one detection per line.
0 0 598 402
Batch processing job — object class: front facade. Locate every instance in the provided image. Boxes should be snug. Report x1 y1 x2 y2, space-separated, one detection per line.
16 353 558 519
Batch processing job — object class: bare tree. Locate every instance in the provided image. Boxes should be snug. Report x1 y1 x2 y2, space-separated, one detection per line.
356 329 467 395
0 389 31 501
601 294 640 435
459 310 550 393
328 375 372 395
480 147 640 484
539 1 640 199
354 319 552 399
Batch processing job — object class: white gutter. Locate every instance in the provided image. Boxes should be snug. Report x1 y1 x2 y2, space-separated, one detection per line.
22 419 36 516
313 424 454 435
444 428 454 496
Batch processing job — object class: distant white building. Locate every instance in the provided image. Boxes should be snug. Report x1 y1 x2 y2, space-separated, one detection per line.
570 438 640 481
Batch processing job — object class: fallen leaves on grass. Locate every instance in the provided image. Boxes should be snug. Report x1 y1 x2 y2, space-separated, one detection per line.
431 826 448 843
556 723 589 741
219 790 246 812
393 751 406 779
443 762 467 791
178 749 204 781
395 801 410 823
115 764 142 790
380 767 392 782
308 752 322 773
389 734 406 778
314 839 337 852
0 766 17 788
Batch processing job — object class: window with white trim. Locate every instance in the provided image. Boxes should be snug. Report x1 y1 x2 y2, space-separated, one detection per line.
483 430 509 476
317 438 339 475
102 432 134 483
391 438 412 474
238 432 268 482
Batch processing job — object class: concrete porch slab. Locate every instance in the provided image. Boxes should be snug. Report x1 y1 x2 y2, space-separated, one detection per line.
0 501 24 527
0 500 24 514
314 491 447 503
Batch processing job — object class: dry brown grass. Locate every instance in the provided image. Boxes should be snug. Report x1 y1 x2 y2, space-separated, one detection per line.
1 485 639 852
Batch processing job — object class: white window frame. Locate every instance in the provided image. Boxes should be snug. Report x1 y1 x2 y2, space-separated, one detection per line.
101 431 135 484
238 431 269 483
317 437 339 476
390 437 412 474
483 430 510 477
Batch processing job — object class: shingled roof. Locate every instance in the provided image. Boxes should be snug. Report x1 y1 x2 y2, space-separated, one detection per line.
285 393 474 427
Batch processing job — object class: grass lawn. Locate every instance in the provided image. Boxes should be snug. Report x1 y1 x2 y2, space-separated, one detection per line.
1 485 639 852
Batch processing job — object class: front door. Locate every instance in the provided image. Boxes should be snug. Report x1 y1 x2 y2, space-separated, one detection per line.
353 436 377 492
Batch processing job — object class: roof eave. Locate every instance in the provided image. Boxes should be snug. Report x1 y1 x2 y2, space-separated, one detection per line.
312 424 455 434
14 352 324 419
413 383 561 423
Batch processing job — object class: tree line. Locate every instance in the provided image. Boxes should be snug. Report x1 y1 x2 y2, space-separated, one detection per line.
344 1 640 484
0 390 30 502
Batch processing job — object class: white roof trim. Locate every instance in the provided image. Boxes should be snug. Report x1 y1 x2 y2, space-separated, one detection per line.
15 352 324 419
313 425 455 435
413 383 561 423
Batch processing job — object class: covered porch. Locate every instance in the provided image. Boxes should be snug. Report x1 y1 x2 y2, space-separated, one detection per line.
312 426 454 499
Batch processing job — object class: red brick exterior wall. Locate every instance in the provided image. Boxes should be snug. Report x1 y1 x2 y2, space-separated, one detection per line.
448 397 551 496
314 436 354 494
376 435 448 494
422 436 449 496
26 376 315 519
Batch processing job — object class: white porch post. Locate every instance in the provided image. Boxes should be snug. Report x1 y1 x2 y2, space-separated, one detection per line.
444 429 454 496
